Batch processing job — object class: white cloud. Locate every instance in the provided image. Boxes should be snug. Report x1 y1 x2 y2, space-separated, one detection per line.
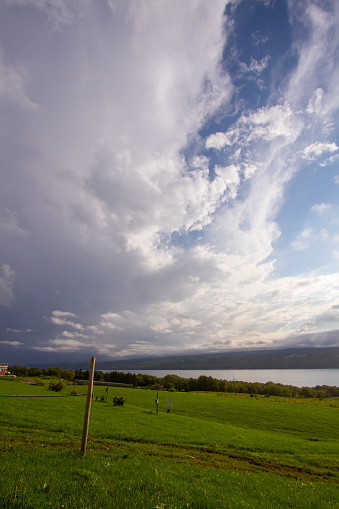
86 325 104 335
0 210 29 237
243 164 260 180
100 313 125 331
243 103 298 142
291 227 313 251
49 317 83 330
47 338 87 348
206 102 301 153
0 49 38 110
0 340 24 347
286 4 336 106
32 338 90 352
0 264 16 306
320 229 329 241
239 56 270 75
47 310 83 330
302 141 338 160
311 203 332 214
190 155 209 170
51 310 76 319
306 88 324 114
214 165 240 199
206 131 232 150
61 331 90 340
6 328 33 333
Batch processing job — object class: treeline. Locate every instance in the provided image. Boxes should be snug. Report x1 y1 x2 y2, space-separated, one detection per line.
98 371 339 398
8 365 339 399
8 365 75 381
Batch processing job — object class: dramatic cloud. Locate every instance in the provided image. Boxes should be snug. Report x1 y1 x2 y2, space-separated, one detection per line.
0 0 338 365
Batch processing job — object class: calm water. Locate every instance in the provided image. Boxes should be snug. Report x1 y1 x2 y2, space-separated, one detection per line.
108 369 339 388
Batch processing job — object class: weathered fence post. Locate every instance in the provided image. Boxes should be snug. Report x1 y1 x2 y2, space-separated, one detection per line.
167 396 172 413
81 356 96 455
155 392 159 414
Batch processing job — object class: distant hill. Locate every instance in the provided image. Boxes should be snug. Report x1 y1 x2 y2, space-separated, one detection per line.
94 347 339 371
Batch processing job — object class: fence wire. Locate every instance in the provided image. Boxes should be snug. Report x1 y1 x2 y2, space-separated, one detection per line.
0 394 87 397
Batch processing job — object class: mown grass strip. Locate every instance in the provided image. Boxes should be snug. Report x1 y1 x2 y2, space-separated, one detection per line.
1 445 339 509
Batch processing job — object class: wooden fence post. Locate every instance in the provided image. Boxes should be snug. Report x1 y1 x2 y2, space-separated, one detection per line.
81 356 96 455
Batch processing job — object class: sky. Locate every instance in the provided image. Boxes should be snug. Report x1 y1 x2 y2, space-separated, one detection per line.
0 0 339 366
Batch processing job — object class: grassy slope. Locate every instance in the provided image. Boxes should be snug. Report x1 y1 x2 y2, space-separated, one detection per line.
0 379 338 508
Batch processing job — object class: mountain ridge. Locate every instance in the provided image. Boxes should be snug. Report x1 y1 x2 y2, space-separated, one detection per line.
92 347 339 371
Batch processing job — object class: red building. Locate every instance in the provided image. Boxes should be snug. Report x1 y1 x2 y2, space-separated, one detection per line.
0 363 8 376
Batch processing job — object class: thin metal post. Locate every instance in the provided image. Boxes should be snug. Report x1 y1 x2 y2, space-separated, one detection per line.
81 357 96 455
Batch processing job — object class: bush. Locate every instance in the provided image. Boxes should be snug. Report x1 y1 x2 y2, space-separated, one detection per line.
113 396 125 406
48 381 64 392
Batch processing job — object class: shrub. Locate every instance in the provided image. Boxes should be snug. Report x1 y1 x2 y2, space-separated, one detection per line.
113 396 125 406
48 381 64 392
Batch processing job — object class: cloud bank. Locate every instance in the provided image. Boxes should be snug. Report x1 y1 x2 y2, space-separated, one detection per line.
0 0 338 364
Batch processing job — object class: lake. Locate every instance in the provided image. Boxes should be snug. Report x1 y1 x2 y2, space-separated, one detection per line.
103 369 339 388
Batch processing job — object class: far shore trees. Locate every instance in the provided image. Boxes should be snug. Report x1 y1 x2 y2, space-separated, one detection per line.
8 365 339 399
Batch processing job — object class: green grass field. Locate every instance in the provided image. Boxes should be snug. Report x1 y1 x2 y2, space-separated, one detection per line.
0 378 338 508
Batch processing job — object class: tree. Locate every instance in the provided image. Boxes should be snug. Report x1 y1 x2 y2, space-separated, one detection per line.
62 369 75 381
300 387 315 398
28 367 42 377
